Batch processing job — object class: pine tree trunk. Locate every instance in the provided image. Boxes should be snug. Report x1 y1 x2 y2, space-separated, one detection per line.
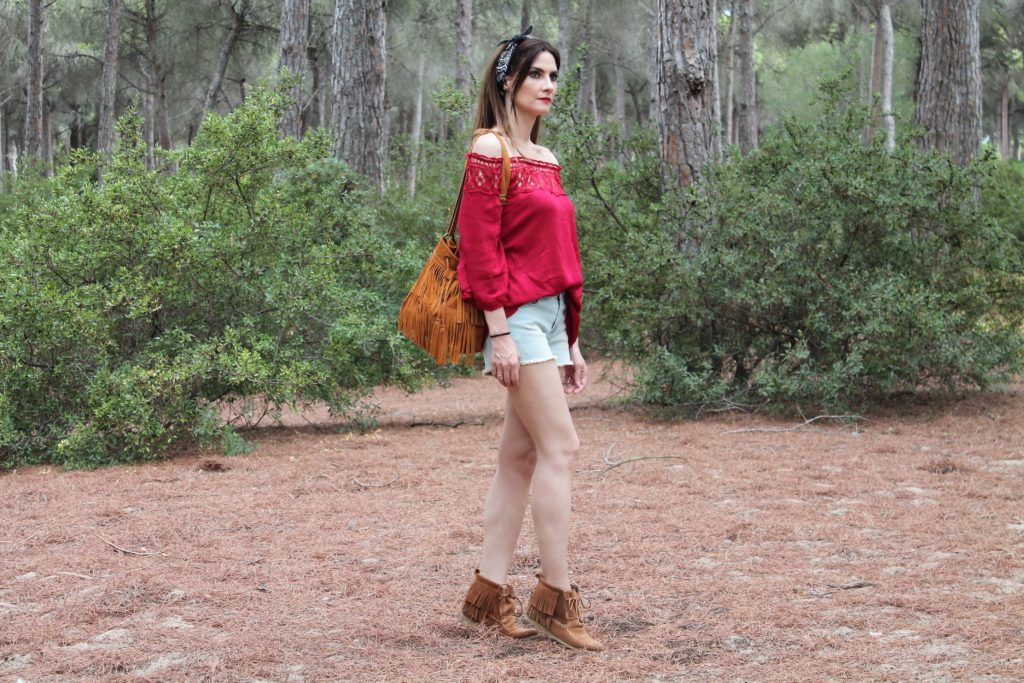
98 0 121 180
307 42 325 129
201 0 249 122
711 0 722 160
330 0 387 186
649 5 659 124
725 0 736 146
0 102 6 191
1000 82 1010 160
278 0 310 137
577 0 594 115
145 0 172 150
408 51 426 196
558 0 572 66
139 54 156 169
614 58 626 132
41 100 52 174
656 0 718 187
879 0 895 152
914 0 982 165
456 0 473 91
23 0 44 166
736 0 757 155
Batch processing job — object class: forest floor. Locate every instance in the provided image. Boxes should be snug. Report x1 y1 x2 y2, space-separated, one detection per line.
2 362 1023 682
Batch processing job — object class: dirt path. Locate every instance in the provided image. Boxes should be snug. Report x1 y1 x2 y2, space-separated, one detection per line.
2 365 1023 682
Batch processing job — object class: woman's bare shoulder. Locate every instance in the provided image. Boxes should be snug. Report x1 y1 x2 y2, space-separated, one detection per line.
533 145 560 165
471 133 504 158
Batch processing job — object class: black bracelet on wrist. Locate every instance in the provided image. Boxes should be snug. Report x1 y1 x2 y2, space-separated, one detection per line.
490 331 511 338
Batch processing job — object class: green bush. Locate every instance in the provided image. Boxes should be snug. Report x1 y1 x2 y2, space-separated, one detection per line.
0 88 432 469
982 160 1024 244
575 81 1024 411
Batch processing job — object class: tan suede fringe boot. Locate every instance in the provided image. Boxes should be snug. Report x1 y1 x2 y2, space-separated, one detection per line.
461 569 538 638
525 574 604 651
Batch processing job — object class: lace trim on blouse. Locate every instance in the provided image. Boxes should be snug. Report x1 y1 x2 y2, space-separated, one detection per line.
464 152 566 198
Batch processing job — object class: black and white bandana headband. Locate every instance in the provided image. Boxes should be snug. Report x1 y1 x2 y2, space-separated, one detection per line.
495 25 534 87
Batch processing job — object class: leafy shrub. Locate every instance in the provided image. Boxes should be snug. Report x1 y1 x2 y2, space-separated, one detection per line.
981 160 1024 245
0 88 433 469
574 81 1024 411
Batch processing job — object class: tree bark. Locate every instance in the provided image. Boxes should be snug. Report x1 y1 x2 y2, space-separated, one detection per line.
142 79 156 170
614 57 626 132
1000 82 1010 160
0 102 6 191
656 0 718 187
576 0 595 116
558 0 572 66
711 0 722 160
145 0 172 150
879 0 895 152
456 0 473 91
23 0 45 166
408 51 426 195
736 0 757 155
98 0 121 178
201 0 250 122
725 0 736 146
278 0 310 138
330 0 387 186
308 43 323 128
914 0 982 165
41 99 52 174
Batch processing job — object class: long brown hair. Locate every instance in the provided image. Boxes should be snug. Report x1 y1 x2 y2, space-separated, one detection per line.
473 37 561 144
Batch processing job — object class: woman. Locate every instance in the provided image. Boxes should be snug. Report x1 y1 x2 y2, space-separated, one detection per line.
457 27 603 652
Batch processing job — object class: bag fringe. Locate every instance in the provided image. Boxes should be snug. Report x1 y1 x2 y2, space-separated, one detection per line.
397 237 486 366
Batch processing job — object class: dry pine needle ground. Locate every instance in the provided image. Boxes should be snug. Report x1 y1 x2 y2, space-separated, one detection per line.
2 363 1023 682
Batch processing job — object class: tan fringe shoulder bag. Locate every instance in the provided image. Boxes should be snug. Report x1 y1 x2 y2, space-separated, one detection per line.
397 129 511 366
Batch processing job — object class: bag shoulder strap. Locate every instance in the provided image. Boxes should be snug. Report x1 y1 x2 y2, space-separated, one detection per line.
470 128 512 204
445 129 512 240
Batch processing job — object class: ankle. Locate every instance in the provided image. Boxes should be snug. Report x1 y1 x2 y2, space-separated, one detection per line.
476 567 507 586
539 572 571 592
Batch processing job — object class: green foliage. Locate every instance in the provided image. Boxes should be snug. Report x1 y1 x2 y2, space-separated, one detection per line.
0 87 432 469
574 80 1024 411
982 160 1024 244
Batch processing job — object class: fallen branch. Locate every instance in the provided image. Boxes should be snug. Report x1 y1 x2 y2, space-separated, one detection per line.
94 533 162 557
408 419 466 428
720 414 863 435
599 441 687 474
352 475 401 490
827 581 876 590
600 454 688 475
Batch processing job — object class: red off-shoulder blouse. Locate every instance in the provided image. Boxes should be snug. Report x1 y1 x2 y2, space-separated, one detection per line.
456 152 584 345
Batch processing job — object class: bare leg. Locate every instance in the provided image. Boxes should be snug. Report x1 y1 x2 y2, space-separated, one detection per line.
478 394 538 584
507 361 579 591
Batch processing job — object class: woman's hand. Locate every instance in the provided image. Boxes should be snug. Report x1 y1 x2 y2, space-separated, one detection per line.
491 335 520 387
562 341 587 394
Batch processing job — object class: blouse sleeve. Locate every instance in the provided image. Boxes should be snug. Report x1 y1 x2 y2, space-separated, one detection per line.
457 153 509 311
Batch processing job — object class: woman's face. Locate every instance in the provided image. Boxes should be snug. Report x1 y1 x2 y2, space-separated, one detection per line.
507 51 558 117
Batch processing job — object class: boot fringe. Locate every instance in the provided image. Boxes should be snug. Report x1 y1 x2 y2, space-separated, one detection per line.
462 578 500 622
527 582 560 618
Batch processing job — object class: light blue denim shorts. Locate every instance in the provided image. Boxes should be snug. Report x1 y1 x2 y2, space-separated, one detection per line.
483 292 572 374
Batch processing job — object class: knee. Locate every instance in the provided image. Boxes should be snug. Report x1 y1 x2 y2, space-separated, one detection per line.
543 434 581 473
501 446 537 480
